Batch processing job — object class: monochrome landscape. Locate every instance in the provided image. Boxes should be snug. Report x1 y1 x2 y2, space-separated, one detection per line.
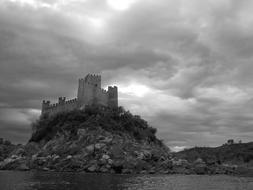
0 0 253 189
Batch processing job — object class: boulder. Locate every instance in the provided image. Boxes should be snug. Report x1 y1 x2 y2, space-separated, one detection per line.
102 154 110 160
94 143 106 150
99 158 107 165
135 159 150 171
31 154 38 160
17 163 29 171
194 166 206 174
108 159 113 165
112 160 124 173
148 168 156 174
172 158 189 166
11 155 18 159
15 148 25 156
100 137 113 144
85 145 95 153
36 157 47 166
122 168 133 174
52 154 60 161
105 164 111 169
87 164 97 172
99 166 109 173
111 145 125 159
0 157 27 170
173 166 192 174
77 129 86 137
66 155 72 159
42 167 50 171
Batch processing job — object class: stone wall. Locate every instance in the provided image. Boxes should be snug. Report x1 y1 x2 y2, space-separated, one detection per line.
42 98 78 116
97 88 109 106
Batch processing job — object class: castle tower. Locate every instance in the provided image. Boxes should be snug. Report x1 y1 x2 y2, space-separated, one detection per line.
108 86 118 108
41 100 50 115
77 74 102 108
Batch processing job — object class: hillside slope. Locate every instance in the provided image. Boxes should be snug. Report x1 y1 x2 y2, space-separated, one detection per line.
175 143 253 166
1 107 172 173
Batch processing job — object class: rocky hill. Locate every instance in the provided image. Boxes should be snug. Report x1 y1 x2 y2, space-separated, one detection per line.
0 106 250 175
0 107 172 173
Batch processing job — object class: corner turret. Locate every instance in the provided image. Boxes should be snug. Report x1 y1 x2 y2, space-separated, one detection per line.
108 86 118 108
41 100 50 115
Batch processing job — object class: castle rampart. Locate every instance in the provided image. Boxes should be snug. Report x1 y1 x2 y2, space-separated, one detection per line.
41 74 118 116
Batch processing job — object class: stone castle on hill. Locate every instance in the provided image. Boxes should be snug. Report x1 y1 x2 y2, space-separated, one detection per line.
41 74 118 116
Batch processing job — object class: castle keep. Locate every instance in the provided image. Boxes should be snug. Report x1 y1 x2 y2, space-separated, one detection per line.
41 74 118 115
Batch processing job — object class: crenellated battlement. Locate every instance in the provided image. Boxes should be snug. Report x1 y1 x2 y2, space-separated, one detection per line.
41 74 118 116
83 74 101 87
65 98 78 104
42 97 78 115
101 88 107 94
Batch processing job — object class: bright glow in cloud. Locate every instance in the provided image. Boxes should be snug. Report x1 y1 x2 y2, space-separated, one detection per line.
107 0 135 11
171 146 187 152
6 0 56 9
119 83 151 97
8 0 37 7
87 17 105 29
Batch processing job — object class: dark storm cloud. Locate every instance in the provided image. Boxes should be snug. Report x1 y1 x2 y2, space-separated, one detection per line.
0 0 253 150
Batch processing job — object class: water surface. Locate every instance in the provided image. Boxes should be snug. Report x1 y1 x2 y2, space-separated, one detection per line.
0 171 252 190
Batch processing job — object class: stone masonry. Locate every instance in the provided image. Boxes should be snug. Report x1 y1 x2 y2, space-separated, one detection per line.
41 74 118 116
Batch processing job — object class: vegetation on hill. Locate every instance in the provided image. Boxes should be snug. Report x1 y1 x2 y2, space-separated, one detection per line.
0 138 16 161
175 143 253 165
30 106 160 145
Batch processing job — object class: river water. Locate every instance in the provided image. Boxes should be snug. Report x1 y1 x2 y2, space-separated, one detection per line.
0 171 253 190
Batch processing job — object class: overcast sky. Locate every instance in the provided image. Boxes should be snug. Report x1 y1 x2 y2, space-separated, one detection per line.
0 0 253 151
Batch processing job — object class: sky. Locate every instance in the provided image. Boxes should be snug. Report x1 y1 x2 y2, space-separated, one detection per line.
0 0 253 151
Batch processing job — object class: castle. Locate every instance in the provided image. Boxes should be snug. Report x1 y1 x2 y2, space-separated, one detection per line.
41 74 118 116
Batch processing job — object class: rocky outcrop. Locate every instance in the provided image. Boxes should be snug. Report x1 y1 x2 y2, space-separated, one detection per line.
0 109 245 175
0 130 240 175
0 127 171 173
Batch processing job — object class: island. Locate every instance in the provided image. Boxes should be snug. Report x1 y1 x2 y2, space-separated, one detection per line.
0 74 252 175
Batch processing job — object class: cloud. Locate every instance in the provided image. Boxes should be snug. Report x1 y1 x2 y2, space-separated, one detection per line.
0 0 253 149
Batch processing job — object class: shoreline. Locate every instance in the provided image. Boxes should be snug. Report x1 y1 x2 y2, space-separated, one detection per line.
0 169 253 178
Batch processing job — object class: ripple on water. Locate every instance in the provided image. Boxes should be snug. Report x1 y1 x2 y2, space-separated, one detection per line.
0 171 253 190
121 175 253 190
